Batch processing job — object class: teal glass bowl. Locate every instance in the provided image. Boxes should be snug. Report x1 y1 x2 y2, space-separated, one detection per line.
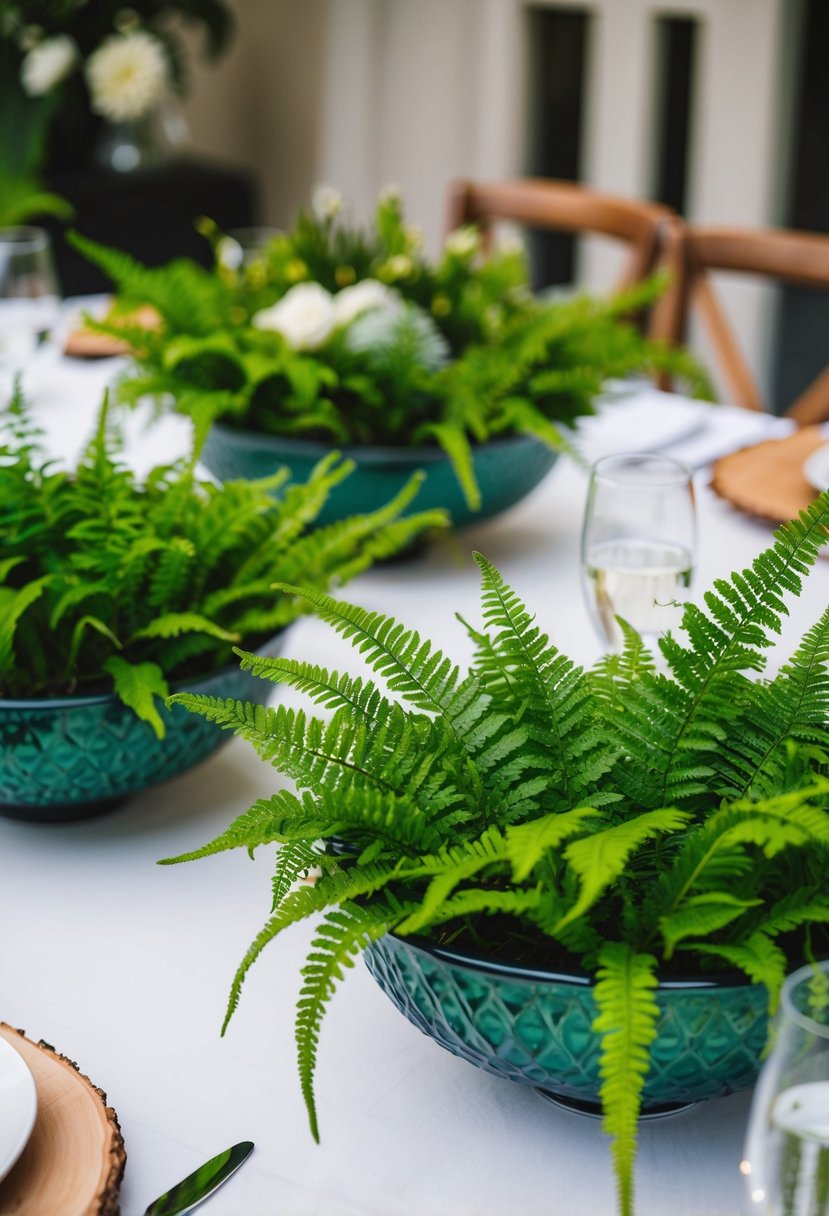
201 423 559 529
0 637 283 823
364 933 769 1114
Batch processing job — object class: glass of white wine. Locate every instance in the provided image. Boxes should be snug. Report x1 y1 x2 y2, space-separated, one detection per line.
741 961 829 1215
580 452 696 651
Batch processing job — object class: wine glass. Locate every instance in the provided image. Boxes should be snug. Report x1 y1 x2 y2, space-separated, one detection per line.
741 960 829 1215
0 227 61 386
580 452 696 651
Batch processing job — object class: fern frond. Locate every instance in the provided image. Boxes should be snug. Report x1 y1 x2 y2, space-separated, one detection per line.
232 651 392 725
271 840 322 911
505 807 604 881
693 932 788 1011
297 900 411 1140
271 585 468 719
659 892 762 959
593 943 660 1216
159 789 316 862
104 656 168 739
473 552 612 803
393 827 508 933
132 612 239 643
616 493 829 807
557 808 692 931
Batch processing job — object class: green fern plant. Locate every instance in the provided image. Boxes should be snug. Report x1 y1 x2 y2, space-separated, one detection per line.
162 493 829 1214
69 189 713 511
0 384 446 733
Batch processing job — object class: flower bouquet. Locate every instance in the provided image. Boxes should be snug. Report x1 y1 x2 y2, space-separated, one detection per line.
0 0 232 195
72 187 711 526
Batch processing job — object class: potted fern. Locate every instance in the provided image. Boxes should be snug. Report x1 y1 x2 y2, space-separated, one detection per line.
0 385 445 821
69 187 709 527
162 493 829 1216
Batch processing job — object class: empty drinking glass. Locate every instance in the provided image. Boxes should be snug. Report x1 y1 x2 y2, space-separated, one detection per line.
580 452 696 651
741 960 829 1215
0 227 61 383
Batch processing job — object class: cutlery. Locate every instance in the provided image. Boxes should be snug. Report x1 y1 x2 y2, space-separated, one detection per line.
143 1141 254 1216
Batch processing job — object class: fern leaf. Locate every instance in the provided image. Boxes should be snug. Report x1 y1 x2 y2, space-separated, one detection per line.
270 586 468 719
296 901 409 1140
659 892 762 959
272 840 322 911
394 827 508 933
472 553 609 803
131 612 239 644
104 655 169 739
159 789 315 862
505 807 603 881
425 422 480 510
616 493 829 807
556 808 692 931
693 932 788 1011
754 889 829 940
396 885 543 930
232 651 391 724
0 577 51 679
593 943 660 1216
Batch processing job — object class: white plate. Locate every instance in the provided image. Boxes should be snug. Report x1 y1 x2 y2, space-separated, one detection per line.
0 1037 38 1182
804 442 829 492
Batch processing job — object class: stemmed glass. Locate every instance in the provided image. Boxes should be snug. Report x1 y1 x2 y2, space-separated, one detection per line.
742 960 829 1215
580 452 696 651
0 227 61 385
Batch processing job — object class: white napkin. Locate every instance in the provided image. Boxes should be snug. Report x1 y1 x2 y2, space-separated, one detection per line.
575 386 796 470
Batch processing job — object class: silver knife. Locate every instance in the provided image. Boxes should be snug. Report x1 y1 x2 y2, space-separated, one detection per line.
143 1141 255 1216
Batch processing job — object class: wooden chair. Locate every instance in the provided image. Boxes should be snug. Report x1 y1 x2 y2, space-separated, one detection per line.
651 221 829 423
444 177 677 295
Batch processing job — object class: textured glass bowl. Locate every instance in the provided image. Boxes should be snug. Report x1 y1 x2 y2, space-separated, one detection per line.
201 423 559 529
0 637 283 823
365 933 770 1114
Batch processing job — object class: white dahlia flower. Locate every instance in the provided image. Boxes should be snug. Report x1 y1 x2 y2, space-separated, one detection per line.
332 279 400 328
311 184 343 222
20 35 78 96
86 31 169 123
252 282 336 351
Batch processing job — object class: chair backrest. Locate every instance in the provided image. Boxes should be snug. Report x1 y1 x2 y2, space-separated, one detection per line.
651 221 829 423
444 177 676 294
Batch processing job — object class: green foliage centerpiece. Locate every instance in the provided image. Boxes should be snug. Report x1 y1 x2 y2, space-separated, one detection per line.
0 386 445 816
163 494 829 1214
71 187 710 521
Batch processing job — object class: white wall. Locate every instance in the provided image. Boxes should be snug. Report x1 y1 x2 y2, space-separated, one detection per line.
180 0 332 226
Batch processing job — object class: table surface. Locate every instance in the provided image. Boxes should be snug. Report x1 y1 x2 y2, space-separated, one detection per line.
2 357 827 1216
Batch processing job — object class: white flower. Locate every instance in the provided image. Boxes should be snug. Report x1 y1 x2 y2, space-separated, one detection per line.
252 282 336 351
332 279 400 328
20 35 78 96
383 254 413 280
378 182 401 205
311 184 343 222
85 30 169 122
444 225 480 258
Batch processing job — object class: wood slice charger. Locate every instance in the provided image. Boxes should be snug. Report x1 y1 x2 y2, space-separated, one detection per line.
0 1024 125 1216
710 425 827 524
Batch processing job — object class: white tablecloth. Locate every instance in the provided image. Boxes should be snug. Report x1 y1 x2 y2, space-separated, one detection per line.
2 360 827 1216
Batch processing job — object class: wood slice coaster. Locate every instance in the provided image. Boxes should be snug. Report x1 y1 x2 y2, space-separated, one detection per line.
0 1024 125 1216
64 304 161 359
710 425 827 524
63 329 133 359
